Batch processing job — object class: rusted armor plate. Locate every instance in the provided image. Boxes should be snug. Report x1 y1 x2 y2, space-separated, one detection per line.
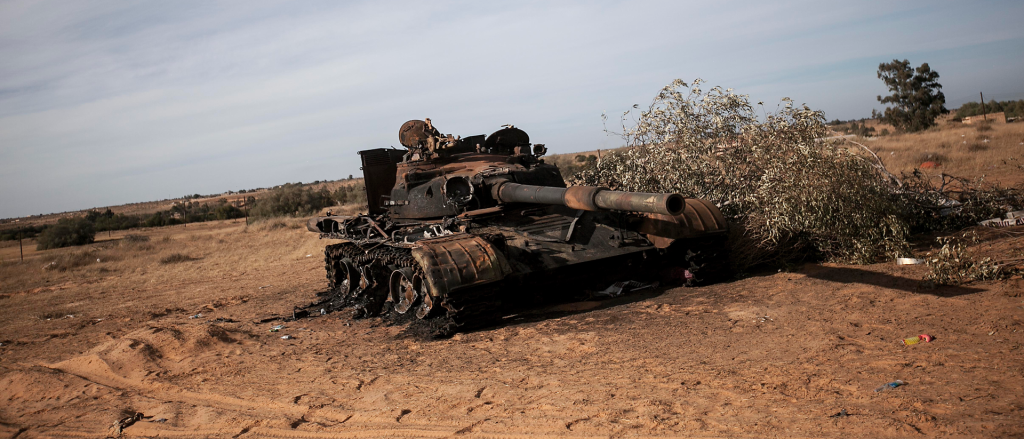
636 198 729 248
411 233 512 298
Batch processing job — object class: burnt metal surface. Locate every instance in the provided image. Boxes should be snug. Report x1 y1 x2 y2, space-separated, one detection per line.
399 119 439 148
308 119 730 336
359 148 407 215
635 198 729 249
411 234 512 298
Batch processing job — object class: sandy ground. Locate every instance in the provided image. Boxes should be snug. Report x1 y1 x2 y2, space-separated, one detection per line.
1 220 1023 438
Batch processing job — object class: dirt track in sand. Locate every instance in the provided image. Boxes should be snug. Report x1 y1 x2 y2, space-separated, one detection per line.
1 220 1023 438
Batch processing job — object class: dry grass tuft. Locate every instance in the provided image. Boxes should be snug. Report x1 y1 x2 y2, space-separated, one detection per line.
41 250 97 272
916 151 947 164
122 234 150 243
160 253 198 264
966 142 989 152
248 217 305 232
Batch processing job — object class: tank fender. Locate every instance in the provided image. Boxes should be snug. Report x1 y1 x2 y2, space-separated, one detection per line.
411 234 513 297
308 216 349 233
635 198 729 248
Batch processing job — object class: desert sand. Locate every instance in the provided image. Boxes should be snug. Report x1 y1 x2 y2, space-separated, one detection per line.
1 218 1022 438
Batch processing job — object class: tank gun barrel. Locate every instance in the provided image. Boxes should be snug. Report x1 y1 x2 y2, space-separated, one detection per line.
493 182 685 216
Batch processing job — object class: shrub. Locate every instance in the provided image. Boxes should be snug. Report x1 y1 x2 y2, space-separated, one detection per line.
36 217 96 250
0 225 46 241
332 184 367 206
213 204 245 220
576 79 911 269
144 213 168 227
251 183 334 218
925 234 1003 285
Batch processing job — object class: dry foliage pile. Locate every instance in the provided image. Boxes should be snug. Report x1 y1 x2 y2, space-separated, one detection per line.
899 173 1024 233
924 233 1004 286
573 79 1023 271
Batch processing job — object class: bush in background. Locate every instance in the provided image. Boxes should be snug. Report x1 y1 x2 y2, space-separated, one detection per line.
332 184 367 206
956 99 1024 119
251 183 334 218
0 225 46 241
36 217 96 250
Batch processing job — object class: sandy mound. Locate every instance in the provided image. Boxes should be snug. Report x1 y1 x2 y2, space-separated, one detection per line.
52 323 251 383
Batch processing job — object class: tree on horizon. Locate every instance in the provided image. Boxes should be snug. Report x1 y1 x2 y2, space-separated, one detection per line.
876 59 948 132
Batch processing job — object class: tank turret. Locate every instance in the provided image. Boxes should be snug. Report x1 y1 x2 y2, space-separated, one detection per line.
307 119 729 336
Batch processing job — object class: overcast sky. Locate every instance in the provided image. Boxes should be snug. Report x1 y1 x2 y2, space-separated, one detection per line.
2 0 1022 219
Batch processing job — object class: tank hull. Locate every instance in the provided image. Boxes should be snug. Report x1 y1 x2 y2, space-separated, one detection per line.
313 201 727 336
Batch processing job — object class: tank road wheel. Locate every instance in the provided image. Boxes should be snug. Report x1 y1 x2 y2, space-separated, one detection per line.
415 292 436 320
330 258 358 299
355 264 375 297
389 268 422 314
352 262 390 318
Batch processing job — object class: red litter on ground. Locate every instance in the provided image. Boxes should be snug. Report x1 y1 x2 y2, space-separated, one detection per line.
903 334 933 345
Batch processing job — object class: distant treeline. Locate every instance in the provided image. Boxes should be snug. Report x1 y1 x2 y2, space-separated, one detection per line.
250 183 365 218
957 99 1024 119
1 199 248 248
828 120 888 137
2 183 368 250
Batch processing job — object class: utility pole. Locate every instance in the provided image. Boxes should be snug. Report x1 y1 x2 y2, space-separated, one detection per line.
244 199 249 226
981 92 987 122
19 233 24 262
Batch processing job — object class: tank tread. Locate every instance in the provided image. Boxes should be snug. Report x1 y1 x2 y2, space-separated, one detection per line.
322 241 503 337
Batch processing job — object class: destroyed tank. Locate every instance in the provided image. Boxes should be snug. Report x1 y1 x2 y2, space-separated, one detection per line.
308 119 728 335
